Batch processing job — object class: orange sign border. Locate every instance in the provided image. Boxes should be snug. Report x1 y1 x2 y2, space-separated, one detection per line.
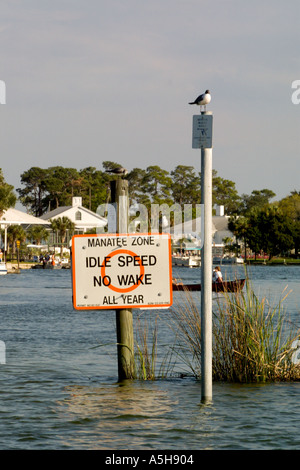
71 232 173 310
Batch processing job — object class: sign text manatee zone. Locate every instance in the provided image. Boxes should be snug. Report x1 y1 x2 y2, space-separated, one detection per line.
71 233 173 310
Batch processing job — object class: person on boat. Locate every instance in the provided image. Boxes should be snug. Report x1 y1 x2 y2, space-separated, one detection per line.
213 266 223 283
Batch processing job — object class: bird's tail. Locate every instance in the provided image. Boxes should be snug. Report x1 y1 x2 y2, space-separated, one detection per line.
189 102 195 105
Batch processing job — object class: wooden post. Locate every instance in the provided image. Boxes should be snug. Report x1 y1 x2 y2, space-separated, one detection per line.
16 240 20 270
110 179 135 380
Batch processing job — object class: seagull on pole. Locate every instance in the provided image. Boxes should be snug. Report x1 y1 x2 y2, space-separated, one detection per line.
189 90 211 111
105 167 128 177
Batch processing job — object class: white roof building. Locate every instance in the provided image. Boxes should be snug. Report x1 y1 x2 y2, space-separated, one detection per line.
0 208 50 227
212 216 233 244
40 197 107 233
0 208 50 254
163 206 233 246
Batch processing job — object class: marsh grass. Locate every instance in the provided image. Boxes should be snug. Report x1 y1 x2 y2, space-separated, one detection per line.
213 283 300 382
92 313 176 381
134 313 176 380
168 290 202 377
169 280 300 382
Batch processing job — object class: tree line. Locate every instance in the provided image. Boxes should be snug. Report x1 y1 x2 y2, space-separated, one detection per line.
0 163 299 259
228 193 300 259
14 161 278 216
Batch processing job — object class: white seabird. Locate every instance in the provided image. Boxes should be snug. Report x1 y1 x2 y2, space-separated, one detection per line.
189 90 211 110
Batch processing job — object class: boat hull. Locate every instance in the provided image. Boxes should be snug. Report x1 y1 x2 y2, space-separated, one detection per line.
0 263 7 275
172 279 246 292
172 256 201 267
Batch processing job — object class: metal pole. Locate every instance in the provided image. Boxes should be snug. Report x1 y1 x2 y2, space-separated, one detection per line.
201 111 213 403
110 179 134 380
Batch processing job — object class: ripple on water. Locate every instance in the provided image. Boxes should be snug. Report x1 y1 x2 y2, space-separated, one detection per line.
0 267 300 449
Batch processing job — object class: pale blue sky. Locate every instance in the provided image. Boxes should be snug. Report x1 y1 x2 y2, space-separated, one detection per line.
1 0 299 207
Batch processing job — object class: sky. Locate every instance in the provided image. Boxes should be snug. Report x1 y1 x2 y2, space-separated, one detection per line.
1 0 300 210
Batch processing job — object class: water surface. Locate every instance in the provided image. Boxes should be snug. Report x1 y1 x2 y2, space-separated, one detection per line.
0 265 299 450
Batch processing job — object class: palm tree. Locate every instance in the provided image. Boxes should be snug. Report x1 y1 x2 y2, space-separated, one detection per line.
7 225 26 257
26 225 49 245
50 217 75 257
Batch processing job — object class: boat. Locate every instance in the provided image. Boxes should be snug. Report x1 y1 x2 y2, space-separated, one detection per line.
31 263 62 269
172 278 246 292
0 262 7 275
219 257 244 264
172 255 201 267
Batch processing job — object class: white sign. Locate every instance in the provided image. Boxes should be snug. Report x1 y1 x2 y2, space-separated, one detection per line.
71 233 173 310
192 114 213 149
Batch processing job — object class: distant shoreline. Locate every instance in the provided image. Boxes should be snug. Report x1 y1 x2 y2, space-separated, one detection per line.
246 258 300 266
6 260 300 271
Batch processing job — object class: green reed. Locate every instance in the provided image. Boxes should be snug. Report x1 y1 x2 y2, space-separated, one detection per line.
213 283 300 382
134 314 157 380
133 313 176 380
169 280 300 383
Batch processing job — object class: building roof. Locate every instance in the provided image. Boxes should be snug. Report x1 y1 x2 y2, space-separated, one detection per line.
40 197 106 230
212 215 230 231
0 208 50 226
163 215 233 244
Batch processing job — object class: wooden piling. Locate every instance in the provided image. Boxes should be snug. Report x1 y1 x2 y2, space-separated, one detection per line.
110 179 135 380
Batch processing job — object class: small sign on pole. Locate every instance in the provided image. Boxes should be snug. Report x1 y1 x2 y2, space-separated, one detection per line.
192 114 213 149
71 233 173 310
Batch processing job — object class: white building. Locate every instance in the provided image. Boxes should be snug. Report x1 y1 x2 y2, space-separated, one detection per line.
40 197 107 233
164 206 233 245
0 207 50 256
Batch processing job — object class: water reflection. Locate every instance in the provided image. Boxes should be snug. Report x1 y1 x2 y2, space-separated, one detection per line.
63 381 174 419
58 380 177 449
58 380 252 450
